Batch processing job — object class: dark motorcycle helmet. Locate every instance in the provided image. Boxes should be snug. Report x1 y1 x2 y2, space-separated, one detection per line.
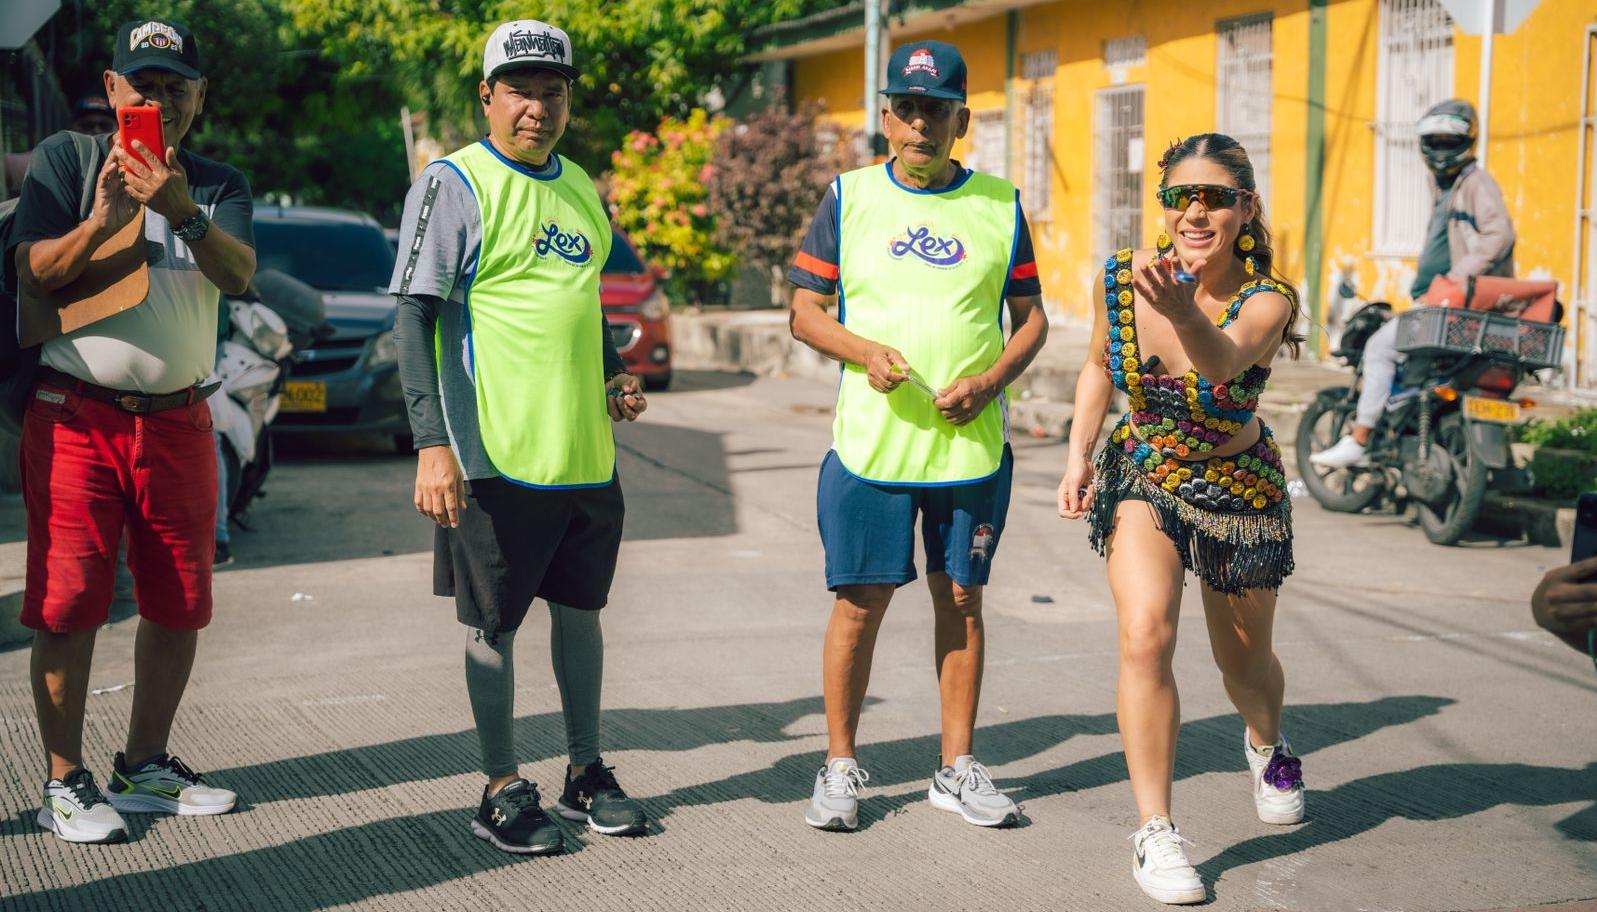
1417 99 1478 179
1334 302 1394 362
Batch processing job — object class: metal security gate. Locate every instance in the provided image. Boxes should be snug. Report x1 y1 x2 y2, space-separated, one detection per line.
1020 50 1057 217
1217 14 1273 204
1373 0 1454 257
1095 85 1145 258
1574 25 1597 390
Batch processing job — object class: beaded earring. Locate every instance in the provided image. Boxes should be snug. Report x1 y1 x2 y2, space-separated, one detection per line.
1237 224 1257 275
1156 232 1173 256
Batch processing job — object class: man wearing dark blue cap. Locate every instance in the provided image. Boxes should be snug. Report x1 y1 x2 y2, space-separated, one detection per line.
788 39 1049 832
10 17 254 843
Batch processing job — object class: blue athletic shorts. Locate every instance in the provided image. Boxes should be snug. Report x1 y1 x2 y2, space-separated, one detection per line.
816 446 1013 590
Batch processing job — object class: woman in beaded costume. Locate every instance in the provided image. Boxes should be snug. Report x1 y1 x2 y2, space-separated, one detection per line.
1056 134 1307 905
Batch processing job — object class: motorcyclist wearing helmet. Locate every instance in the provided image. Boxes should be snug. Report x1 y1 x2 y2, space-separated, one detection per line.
1311 99 1516 469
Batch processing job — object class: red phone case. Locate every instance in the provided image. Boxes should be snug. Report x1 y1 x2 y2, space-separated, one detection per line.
117 106 165 168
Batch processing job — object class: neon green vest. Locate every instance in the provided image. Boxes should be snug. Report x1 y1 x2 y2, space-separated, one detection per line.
443 141 615 488
833 163 1018 485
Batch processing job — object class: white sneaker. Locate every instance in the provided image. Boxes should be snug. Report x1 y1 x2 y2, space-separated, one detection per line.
37 769 128 844
928 755 1019 827
1245 732 1305 825
804 757 868 831
1308 435 1370 468
1130 816 1205 905
107 752 236 816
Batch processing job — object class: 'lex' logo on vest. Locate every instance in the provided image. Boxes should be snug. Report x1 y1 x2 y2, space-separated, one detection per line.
534 222 593 265
888 225 966 268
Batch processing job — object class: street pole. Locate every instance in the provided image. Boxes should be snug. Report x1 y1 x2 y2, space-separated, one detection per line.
400 105 418 184
864 0 886 159
1478 0 1497 168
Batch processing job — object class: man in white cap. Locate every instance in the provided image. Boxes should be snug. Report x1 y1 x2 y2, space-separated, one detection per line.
389 19 648 856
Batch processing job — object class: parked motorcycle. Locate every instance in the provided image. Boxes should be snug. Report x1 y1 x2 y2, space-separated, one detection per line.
212 268 331 526
1295 278 1563 545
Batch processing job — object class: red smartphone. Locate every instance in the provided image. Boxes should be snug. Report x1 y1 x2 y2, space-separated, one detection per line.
117 106 165 169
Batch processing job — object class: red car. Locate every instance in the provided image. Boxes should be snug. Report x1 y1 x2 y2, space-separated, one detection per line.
602 228 672 390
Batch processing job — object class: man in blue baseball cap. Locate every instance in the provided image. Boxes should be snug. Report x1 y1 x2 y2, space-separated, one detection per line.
787 39 1049 832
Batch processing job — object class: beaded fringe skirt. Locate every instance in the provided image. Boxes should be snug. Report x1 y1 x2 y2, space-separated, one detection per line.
1087 420 1295 594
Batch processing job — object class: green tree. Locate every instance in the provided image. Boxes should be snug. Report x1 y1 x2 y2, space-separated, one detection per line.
78 0 413 223
289 0 840 177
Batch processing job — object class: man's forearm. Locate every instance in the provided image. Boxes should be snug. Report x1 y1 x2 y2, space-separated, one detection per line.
985 306 1049 389
18 219 115 293
790 298 877 367
394 294 451 449
185 219 255 295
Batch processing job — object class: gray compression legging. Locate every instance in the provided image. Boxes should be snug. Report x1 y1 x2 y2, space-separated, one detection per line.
464 602 604 777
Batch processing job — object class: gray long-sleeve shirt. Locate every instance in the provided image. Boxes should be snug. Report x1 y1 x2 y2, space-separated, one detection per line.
388 156 624 479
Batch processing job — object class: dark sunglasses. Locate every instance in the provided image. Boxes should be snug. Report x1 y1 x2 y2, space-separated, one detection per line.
1155 184 1250 211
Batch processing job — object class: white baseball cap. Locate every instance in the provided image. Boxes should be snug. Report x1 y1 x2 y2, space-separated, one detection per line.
483 20 579 82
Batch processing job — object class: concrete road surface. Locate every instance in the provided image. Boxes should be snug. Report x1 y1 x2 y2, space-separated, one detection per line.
1 371 1593 912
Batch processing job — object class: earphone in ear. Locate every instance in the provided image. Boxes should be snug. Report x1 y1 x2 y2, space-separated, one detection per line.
481 95 490 105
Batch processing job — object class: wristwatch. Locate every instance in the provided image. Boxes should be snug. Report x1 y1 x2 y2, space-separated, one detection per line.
172 208 211 243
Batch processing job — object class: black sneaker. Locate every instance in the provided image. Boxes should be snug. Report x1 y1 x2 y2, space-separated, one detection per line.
469 779 563 855
214 542 234 567
556 757 647 836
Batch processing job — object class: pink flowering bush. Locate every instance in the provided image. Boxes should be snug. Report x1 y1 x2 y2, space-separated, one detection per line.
608 109 735 303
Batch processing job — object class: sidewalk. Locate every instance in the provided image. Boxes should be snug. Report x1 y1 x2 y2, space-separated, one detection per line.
2 371 1591 912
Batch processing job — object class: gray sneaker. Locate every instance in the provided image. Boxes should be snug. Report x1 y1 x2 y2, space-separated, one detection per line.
37 769 128 844
804 757 868 831
927 755 1019 827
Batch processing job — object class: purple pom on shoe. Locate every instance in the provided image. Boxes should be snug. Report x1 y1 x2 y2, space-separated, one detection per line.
1263 752 1303 791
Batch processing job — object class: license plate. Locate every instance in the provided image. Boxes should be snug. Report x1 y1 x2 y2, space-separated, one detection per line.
279 381 327 413
1464 395 1520 425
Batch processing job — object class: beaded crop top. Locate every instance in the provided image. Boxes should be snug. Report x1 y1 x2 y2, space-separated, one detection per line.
1100 247 1287 456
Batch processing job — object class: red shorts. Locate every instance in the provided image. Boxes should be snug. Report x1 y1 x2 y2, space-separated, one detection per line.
21 378 218 633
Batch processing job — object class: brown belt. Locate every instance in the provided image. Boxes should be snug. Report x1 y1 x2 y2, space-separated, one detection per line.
39 367 221 415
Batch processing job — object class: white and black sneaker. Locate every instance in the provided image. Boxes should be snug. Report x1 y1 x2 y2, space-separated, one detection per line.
927 755 1019 827
471 779 563 855
804 757 868 831
1130 815 1205 905
108 752 236 816
556 758 647 836
1245 731 1305 825
38 768 128 844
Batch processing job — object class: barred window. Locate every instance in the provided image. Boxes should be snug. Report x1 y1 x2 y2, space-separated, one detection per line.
1095 85 1145 257
1020 50 1057 218
1216 14 1273 205
1374 0 1454 255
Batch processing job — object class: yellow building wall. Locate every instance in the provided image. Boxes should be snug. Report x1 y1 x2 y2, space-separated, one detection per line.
1021 0 1314 320
784 0 1595 350
1454 2 1597 296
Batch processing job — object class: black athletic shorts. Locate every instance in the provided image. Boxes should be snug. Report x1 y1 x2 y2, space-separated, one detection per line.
434 474 625 635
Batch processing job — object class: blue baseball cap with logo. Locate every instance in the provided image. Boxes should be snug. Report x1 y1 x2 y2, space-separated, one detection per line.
880 40 966 102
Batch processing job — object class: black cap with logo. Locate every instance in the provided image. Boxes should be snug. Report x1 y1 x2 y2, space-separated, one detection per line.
113 19 202 80
880 40 967 102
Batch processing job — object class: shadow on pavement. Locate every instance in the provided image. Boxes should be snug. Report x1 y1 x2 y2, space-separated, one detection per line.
17 694 1582 912
1197 761 1597 883
661 369 757 393
221 406 741 570
645 695 1458 828
614 421 736 541
9 806 536 912
185 694 856 807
